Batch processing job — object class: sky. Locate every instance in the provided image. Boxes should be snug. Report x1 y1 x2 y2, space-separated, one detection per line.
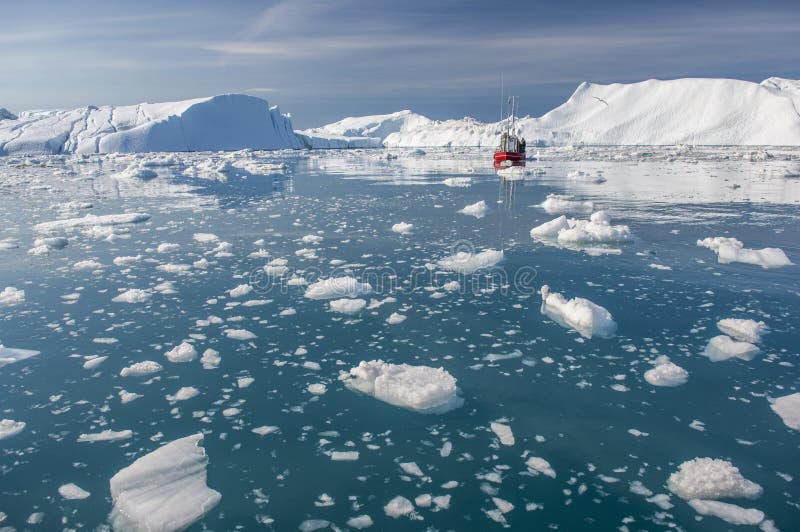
2 0 799 128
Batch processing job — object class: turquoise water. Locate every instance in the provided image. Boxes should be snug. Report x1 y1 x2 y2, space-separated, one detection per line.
0 147 799 530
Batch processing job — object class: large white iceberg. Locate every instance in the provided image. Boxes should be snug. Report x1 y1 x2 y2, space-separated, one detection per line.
299 110 430 149
702 335 760 362
540 285 617 339
0 94 302 155
378 77 800 147
0 345 40 368
667 458 763 500
340 360 463 413
644 356 689 387
109 433 221 531
717 318 768 343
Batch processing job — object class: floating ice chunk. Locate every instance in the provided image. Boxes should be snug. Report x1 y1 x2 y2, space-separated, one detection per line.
193 233 219 243
165 342 198 362
437 249 503 274
264 258 289 276
530 216 570 238
201 349 221 369
490 422 515 446
29 236 69 255
304 277 373 300
458 200 489 218
703 335 760 362
386 312 407 325
0 287 25 306
667 458 763 500
228 284 253 298
114 255 142 265
340 360 463 413
252 426 279 436
78 429 133 443
59 483 90 500
346 514 373 529
120 360 163 377
237 376 254 388
525 456 556 478
157 242 180 253
540 194 594 214
34 213 150 233
717 318 768 343
384 496 415 518
0 345 40 367
644 356 689 387
109 433 221 532
330 451 359 461
73 259 103 270
119 390 142 404
83 355 108 370
770 393 800 430
688 499 765 526
225 329 257 340
112 289 151 304
307 383 327 395
697 237 793 269
556 211 632 244
329 298 367 314
391 222 414 234
442 177 472 187
540 285 617 339
0 419 25 440
301 234 324 244
167 387 200 402
117 164 157 180
399 462 424 477
299 519 330 531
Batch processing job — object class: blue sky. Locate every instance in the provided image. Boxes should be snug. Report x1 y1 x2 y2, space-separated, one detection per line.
2 0 798 128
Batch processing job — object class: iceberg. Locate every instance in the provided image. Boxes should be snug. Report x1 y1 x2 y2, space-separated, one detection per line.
667 458 763 500
717 318 768 343
770 393 800 430
687 499 765 526
644 356 689 387
109 433 221 532
0 345 40 368
0 94 302 155
697 237 793 269
0 419 25 440
437 249 503 274
340 360 463 413
702 335 760 362
304 277 373 300
540 285 617 339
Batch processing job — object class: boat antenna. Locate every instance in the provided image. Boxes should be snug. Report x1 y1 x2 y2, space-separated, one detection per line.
500 73 504 124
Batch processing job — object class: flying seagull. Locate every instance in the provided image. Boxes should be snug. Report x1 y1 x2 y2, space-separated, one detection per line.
592 96 609 107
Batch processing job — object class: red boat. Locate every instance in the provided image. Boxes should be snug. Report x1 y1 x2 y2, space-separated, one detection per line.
493 95 526 168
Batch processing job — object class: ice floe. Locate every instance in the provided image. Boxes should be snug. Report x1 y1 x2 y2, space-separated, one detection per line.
644 356 689 387
340 360 463 413
458 200 489 218
304 277 373 300
165 342 198 362
109 433 221 531
391 222 414 234
120 361 163 377
0 287 25 306
769 393 800 430
687 499 765 526
697 237 793 269
384 495 415 518
0 345 40 367
329 298 367 314
34 213 150 233
58 483 90 500
540 285 617 339
525 456 556 478
717 318 768 343
437 249 503 274
0 419 25 440
77 429 133 443
112 288 152 303
667 458 763 500
702 335 760 362
490 422 515 446
539 194 594 214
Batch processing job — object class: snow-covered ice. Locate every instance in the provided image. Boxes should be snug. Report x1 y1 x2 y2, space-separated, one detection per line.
702 335 760 362
770 393 800 430
304 277 373 300
644 356 689 387
340 360 463 413
437 249 503 274
540 285 617 339
667 458 763 500
717 318 768 343
697 237 793 269
109 433 221 531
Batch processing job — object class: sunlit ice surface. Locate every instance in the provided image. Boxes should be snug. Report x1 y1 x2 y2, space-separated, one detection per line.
0 146 798 530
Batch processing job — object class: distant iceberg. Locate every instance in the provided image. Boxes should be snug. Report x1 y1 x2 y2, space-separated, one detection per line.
0 94 303 155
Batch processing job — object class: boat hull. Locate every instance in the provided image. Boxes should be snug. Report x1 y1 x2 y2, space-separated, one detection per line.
493 151 525 163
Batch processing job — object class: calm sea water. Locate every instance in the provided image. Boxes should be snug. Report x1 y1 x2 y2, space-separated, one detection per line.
0 147 798 530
